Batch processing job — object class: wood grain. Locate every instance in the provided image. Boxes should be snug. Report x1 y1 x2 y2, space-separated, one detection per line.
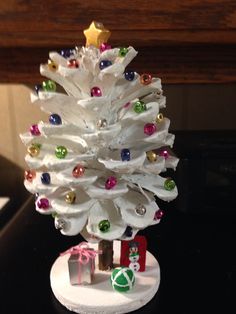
1 0 236 83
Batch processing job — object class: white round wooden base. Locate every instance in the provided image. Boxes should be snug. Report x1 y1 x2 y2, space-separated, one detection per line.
50 241 160 314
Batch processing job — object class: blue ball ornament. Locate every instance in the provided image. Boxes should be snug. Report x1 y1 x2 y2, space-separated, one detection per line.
60 49 74 58
99 60 112 70
124 70 135 81
121 149 130 161
49 114 62 125
41 172 51 185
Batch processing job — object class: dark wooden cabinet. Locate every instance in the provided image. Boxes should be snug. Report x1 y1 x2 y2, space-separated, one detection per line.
1 0 236 83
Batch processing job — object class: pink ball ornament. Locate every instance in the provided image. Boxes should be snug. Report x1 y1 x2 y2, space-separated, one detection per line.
30 124 41 136
154 209 164 220
144 123 157 136
100 43 112 52
105 176 117 190
91 87 102 97
160 149 169 159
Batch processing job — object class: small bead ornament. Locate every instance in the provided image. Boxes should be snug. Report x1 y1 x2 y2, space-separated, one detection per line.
48 59 58 71
154 209 164 220
34 84 42 94
55 218 67 230
105 176 117 190
98 219 110 232
140 73 152 85
133 100 146 113
67 59 79 68
164 178 176 191
135 204 146 216
160 149 169 159
65 191 76 204
55 146 68 159
72 165 85 178
42 80 57 92
99 60 112 70
144 123 157 136
41 172 51 185
156 113 164 123
24 169 36 182
97 119 107 128
49 113 62 125
146 151 157 162
27 144 40 157
119 47 128 57
121 149 130 161
124 70 135 81
37 198 50 210
100 43 112 52
30 124 41 136
91 87 102 97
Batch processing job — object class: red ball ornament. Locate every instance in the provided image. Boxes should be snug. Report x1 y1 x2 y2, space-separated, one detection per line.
140 73 152 85
67 59 79 68
72 165 85 178
144 123 157 136
24 169 36 182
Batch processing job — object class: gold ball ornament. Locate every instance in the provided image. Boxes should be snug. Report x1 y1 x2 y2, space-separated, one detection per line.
146 150 157 162
48 59 58 71
156 113 164 123
27 144 40 157
83 21 111 48
65 191 76 204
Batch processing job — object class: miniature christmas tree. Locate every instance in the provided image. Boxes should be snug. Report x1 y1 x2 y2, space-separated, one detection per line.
21 21 178 269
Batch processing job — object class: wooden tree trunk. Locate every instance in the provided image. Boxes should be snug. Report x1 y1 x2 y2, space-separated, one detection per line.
98 240 114 271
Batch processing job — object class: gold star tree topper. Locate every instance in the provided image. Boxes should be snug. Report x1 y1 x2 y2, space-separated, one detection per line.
84 21 111 48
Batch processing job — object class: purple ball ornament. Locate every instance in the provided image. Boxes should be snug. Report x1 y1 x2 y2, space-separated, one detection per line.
37 198 50 210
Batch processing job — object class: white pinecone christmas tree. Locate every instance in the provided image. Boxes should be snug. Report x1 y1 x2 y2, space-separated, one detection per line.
21 22 178 243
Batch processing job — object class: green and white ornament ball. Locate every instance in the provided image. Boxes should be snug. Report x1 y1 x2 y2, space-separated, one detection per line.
110 267 135 292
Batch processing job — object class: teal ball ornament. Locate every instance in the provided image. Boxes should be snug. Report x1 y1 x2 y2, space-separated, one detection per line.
110 267 135 292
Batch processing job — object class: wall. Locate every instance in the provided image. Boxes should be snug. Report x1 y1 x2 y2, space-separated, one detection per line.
0 84 235 169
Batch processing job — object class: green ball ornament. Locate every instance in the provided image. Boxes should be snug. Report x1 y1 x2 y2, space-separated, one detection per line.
110 267 135 292
42 80 57 92
119 47 128 57
55 146 68 159
164 178 176 191
98 219 110 232
133 100 147 113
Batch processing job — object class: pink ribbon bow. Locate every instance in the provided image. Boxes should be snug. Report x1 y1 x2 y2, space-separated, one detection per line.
60 242 101 265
